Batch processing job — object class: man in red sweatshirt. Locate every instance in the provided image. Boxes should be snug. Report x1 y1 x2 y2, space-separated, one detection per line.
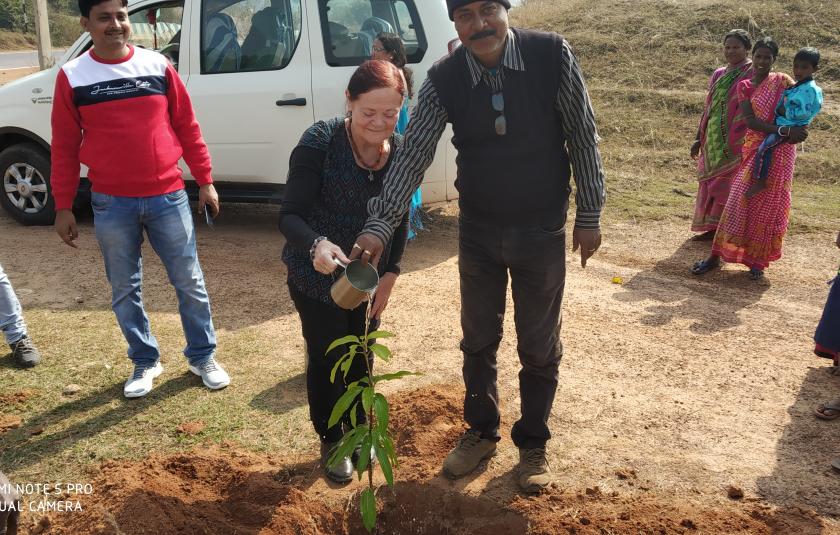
52 0 230 398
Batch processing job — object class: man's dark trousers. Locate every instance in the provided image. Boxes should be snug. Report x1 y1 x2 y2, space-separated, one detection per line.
458 212 566 450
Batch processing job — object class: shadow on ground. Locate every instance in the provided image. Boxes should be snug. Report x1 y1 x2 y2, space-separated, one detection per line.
613 238 770 333
249 372 307 416
756 364 840 531
0 374 196 474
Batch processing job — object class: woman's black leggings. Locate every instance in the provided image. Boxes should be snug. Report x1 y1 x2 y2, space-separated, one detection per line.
289 284 376 443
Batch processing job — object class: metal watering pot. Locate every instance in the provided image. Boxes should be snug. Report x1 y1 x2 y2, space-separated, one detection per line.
330 258 379 310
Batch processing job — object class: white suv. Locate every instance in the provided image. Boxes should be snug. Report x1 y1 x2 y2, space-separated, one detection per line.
0 0 458 225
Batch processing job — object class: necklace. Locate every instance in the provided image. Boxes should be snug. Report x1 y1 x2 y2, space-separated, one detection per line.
346 119 387 181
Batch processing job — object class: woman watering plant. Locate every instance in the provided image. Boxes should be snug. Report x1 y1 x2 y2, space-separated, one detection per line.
278 60 409 483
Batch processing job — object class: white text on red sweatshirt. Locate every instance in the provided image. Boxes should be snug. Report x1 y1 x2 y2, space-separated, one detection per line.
50 45 212 210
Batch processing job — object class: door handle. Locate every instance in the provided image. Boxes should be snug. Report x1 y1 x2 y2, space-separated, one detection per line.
276 98 307 106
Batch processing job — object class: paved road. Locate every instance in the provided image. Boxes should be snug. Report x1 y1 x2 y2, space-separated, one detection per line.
0 50 66 69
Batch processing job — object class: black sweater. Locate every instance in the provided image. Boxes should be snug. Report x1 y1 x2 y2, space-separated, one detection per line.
279 118 408 305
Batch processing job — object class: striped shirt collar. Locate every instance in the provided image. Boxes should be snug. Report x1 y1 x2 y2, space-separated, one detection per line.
465 29 525 88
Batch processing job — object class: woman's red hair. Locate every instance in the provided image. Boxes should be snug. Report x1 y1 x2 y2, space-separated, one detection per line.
347 60 406 100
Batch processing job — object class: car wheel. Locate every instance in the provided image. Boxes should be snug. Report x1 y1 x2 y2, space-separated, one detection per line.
0 143 54 225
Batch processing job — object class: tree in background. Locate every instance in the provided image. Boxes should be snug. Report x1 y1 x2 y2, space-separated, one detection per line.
0 0 29 32
0 0 81 45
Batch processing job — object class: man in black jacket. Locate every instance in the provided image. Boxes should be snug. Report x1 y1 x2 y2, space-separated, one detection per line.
352 0 605 493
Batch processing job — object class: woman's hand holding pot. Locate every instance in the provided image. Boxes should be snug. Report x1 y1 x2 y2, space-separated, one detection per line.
312 239 351 275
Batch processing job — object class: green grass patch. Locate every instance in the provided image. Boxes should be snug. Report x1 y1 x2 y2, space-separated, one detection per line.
0 308 313 483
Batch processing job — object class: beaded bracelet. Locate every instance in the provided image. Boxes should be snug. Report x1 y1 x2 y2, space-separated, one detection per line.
310 236 327 261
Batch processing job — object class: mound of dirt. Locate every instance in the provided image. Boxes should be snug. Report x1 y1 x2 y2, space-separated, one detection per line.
0 414 22 433
176 421 206 436
31 386 828 535
0 389 36 404
388 382 465 481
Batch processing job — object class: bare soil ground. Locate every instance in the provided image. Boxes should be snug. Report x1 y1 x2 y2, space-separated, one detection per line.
2 200 839 534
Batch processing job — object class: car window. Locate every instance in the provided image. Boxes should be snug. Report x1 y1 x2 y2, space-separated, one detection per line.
391 1 417 47
318 0 426 67
129 3 184 67
200 0 303 74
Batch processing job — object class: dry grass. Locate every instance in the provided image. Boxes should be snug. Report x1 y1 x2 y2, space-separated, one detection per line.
0 307 314 485
0 14 83 51
0 30 35 51
513 0 840 233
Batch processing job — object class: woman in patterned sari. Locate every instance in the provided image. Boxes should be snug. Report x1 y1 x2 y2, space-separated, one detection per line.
690 30 753 239
692 37 808 279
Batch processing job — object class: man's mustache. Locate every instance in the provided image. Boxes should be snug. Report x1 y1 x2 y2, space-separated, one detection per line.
469 29 497 41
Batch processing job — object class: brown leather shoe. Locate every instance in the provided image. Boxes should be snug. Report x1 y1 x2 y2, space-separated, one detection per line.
442 430 497 479
517 447 552 493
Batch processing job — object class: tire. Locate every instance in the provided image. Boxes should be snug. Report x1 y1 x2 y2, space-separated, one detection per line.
0 143 55 226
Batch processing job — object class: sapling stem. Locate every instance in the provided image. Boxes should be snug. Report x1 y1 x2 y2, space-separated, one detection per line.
363 299 375 497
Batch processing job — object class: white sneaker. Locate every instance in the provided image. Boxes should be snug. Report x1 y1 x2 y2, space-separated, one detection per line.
188 357 230 390
124 361 163 398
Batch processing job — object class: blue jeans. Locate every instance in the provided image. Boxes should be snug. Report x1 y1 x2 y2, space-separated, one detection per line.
0 262 27 345
92 189 216 367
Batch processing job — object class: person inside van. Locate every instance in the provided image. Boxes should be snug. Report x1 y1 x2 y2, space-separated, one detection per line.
241 0 290 69
351 0 606 494
278 60 409 484
202 5 241 72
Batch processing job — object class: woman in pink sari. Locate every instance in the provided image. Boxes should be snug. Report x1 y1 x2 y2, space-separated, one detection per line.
690 30 753 239
692 37 808 279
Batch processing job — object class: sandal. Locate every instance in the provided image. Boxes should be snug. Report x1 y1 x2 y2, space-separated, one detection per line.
814 400 840 420
748 268 764 281
691 231 716 242
814 344 838 362
691 258 719 275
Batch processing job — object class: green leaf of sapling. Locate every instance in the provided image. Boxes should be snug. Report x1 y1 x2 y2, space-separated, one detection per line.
362 386 374 414
326 335 361 356
360 487 377 532
366 330 395 340
373 393 389 433
369 343 392 362
328 386 363 428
